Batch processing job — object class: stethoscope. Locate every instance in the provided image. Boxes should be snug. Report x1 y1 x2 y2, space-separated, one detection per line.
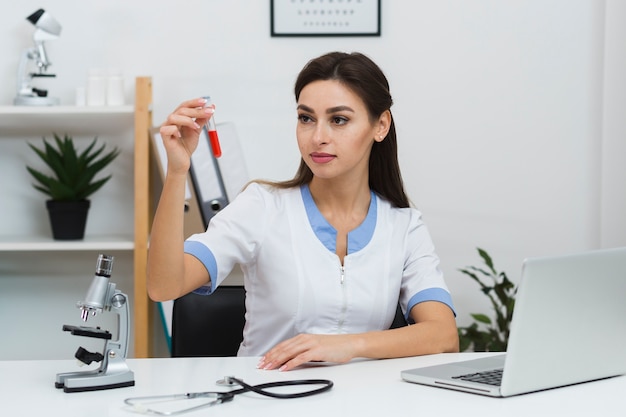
124 376 333 415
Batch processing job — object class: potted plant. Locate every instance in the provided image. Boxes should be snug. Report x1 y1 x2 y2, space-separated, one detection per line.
457 248 518 352
26 133 120 240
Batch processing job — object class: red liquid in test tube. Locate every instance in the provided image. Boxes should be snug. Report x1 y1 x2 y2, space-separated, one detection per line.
203 96 222 158
208 129 221 158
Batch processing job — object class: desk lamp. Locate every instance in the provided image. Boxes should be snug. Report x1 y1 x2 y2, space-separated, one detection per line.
14 8 62 106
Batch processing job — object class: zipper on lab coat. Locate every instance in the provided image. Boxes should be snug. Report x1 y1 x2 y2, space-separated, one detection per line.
338 265 347 330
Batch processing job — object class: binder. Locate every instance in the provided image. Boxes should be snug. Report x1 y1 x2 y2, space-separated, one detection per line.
150 122 249 232
188 126 228 226
189 121 249 227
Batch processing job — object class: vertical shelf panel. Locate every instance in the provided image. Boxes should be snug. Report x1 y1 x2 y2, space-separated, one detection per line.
133 76 153 358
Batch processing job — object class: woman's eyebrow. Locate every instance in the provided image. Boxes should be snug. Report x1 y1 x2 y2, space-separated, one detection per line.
297 104 314 112
296 104 355 114
326 105 354 114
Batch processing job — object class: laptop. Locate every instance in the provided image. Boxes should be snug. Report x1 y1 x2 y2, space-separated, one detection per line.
401 247 626 397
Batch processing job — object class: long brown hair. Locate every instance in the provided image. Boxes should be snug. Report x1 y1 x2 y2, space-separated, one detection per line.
263 52 409 209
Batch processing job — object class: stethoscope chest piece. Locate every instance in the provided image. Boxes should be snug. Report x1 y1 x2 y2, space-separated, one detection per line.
215 376 238 387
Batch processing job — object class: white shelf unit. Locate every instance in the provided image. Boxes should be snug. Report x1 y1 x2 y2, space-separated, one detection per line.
0 77 154 359
0 105 136 246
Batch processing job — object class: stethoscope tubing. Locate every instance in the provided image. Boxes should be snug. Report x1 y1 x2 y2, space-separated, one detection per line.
226 376 334 399
124 376 333 415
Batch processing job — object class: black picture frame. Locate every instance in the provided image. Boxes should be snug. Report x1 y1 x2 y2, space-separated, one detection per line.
271 0 381 37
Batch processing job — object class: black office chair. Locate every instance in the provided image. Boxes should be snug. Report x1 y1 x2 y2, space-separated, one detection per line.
390 303 409 329
171 286 246 357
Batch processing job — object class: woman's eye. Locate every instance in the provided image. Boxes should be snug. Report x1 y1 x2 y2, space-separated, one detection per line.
298 114 313 123
332 116 348 125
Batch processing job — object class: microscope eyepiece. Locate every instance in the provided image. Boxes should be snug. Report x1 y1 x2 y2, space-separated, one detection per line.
96 254 114 277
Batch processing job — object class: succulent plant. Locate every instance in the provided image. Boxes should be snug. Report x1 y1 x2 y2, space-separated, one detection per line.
26 133 120 201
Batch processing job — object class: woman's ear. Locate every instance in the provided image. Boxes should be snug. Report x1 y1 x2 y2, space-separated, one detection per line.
375 110 391 142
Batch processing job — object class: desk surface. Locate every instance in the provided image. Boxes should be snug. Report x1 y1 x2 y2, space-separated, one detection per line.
1 353 624 417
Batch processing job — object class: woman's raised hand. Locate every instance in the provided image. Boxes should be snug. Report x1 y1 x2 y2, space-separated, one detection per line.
159 97 215 175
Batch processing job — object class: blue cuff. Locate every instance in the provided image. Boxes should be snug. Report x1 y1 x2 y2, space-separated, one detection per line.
407 288 456 319
184 240 217 295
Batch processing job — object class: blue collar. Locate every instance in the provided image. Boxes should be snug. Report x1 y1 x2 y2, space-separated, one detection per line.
300 185 377 255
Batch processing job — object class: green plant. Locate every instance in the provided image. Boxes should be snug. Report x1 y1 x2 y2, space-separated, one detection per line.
26 133 120 201
457 248 517 352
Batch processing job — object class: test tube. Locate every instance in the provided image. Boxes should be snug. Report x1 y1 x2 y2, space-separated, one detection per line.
203 96 222 158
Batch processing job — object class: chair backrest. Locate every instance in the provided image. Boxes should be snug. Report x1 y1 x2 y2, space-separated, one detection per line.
390 303 409 328
171 286 246 357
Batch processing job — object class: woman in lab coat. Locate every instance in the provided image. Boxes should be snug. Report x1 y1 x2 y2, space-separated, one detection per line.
148 51 458 371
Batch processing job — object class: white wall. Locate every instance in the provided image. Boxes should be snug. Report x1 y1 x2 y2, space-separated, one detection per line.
1 0 624 355
601 0 626 249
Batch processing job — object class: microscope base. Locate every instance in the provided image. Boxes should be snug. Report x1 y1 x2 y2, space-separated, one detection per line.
14 95 59 106
55 355 135 393
55 379 135 393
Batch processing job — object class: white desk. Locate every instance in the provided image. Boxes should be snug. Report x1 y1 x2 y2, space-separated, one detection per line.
1 353 623 416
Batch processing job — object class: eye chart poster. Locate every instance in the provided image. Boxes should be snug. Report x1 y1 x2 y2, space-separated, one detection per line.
271 0 381 36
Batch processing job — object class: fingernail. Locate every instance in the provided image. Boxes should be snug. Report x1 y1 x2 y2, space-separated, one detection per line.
204 107 214 114
199 98 207 104
263 362 273 370
278 365 287 372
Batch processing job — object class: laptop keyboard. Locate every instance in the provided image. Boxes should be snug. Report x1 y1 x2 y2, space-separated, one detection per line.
451 369 503 386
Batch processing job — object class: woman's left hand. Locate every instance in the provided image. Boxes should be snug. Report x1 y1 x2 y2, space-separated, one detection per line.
257 333 360 372
257 302 458 372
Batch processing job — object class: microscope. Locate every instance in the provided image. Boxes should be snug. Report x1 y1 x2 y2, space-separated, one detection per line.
14 9 61 106
55 254 135 393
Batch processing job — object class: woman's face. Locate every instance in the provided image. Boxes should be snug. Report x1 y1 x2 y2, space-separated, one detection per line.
296 80 386 183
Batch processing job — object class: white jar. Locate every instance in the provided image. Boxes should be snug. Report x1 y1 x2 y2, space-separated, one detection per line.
106 69 125 106
86 68 106 106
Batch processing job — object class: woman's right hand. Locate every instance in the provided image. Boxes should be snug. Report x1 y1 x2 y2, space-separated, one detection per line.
159 97 215 175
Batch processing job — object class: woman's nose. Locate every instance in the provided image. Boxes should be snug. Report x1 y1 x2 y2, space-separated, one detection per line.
312 125 329 145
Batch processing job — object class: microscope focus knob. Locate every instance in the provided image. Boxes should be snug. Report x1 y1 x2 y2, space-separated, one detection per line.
32 87 48 97
111 293 126 308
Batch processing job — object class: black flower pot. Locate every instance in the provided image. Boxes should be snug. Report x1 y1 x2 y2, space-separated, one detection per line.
46 200 91 240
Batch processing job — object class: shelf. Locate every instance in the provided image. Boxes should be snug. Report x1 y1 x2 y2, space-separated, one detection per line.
0 105 134 115
0 77 154 359
0 105 134 136
0 235 134 252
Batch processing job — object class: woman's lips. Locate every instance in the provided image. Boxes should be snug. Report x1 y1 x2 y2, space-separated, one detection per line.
310 152 335 164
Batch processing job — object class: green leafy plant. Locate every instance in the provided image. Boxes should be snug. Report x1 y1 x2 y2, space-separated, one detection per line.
457 248 517 352
26 133 120 201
